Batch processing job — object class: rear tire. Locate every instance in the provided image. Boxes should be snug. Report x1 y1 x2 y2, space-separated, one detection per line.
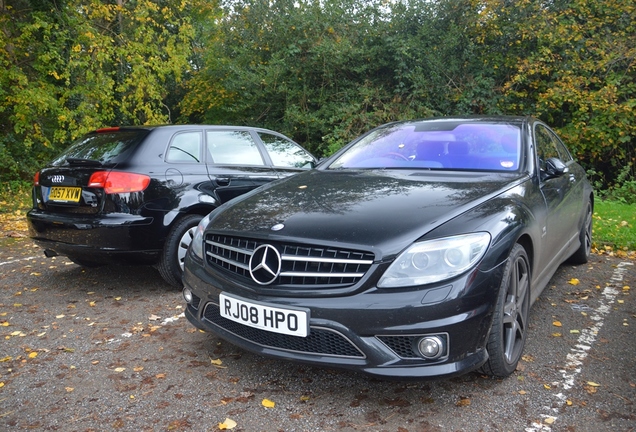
480 244 530 378
158 214 202 288
567 200 592 264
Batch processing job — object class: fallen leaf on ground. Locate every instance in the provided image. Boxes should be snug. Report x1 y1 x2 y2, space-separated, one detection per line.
584 385 598 394
456 397 471 407
210 358 226 368
218 418 237 430
262 398 276 408
553 321 562 327
568 278 580 285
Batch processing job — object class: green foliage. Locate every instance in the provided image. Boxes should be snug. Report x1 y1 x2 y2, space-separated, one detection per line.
593 199 636 252
180 0 497 156
0 0 207 182
0 180 31 212
0 0 634 188
473 0 636 188
588 164 636 204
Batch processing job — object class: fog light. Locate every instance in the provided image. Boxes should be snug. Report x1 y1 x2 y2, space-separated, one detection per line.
417 336 445 359
182 287 193 304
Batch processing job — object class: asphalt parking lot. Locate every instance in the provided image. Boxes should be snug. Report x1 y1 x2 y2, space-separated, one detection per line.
0 238 634 431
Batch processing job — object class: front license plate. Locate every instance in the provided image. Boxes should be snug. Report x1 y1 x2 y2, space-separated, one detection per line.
49 187 82 203
219 293 309 337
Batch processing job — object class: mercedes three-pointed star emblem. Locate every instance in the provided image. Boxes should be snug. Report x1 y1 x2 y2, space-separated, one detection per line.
248 244 282 285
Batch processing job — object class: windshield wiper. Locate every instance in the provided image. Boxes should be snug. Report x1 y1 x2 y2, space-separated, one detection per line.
65 158 103 166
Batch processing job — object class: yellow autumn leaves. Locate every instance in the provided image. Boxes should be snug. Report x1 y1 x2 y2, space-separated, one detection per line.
218 418 237 430
218 399 277 429
262 399 276 408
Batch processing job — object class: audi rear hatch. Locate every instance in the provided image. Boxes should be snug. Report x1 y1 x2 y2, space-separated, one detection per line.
33 128 151 215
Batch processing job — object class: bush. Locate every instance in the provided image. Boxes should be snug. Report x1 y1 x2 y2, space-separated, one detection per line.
588 163 636 205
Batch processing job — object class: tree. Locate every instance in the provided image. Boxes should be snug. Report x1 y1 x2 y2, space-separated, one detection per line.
472 0 636 185
0 0 205 182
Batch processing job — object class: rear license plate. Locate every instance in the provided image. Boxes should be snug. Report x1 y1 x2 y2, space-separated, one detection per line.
219 293 309 337
49 187 82 203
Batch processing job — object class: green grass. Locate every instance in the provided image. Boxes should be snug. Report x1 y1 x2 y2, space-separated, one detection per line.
593 199 636 253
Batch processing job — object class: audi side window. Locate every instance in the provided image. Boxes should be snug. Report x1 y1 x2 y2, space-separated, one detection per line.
166 132 202 163
207 131 265 166
259 133 315 169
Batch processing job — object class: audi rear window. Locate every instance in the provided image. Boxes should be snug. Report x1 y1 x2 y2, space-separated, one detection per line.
50 129 151 167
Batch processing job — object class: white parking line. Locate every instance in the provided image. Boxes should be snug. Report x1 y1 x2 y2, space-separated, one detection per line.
0 256 39 266
113 313 186 341
526 261 633 431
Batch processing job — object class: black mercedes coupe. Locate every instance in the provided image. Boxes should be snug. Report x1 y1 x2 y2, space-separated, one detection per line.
182 116 593 379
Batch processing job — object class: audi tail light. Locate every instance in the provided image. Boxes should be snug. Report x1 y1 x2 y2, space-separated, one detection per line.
88 171 150 194
34 171 40 186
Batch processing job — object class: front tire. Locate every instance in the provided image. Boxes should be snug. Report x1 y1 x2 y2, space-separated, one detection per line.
481 244 530 378
158 214 202 288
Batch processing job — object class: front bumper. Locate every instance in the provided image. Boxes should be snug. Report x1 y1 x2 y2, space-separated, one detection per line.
183 258 506 379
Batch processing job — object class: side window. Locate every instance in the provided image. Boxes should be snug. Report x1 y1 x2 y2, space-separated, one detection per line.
552 133 573 163
534 125 560 172
166 131 202 163
259 133 315 169
207 131 265 166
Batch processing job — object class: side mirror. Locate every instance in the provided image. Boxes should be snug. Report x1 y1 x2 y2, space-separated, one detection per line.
543 157 569 180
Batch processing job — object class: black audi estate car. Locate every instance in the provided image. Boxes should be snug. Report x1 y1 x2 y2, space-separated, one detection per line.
182 116 593 379
27 125 316 286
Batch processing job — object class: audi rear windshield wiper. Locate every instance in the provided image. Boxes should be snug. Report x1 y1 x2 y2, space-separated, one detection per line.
65 158 103 166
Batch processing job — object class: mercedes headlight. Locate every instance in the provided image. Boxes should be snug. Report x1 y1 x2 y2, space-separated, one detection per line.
190 213 213 260
378 232 491 288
